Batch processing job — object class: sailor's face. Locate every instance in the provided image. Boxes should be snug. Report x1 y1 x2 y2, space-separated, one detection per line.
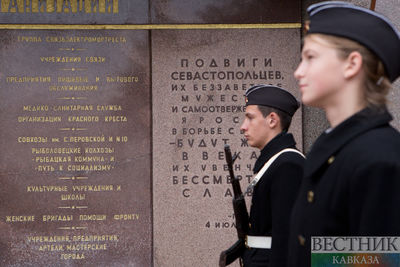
294 34 347 108
240 105 270 150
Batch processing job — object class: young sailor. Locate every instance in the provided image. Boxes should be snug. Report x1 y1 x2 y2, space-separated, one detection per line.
240 85 304 267
288 2 400 266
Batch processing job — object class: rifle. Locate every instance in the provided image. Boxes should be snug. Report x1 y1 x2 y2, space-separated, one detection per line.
219 144 249 267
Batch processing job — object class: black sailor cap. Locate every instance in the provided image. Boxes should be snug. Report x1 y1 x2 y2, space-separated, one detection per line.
307 1 400 82
244 85 300 116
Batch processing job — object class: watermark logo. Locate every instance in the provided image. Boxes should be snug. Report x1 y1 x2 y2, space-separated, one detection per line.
311 237 400 266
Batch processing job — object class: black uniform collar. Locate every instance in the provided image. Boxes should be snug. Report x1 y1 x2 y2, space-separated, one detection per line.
253 132 297 173
305 107 393 180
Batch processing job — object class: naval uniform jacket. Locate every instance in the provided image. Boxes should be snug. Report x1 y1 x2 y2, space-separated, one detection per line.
242 132 304 267
288 107 400 267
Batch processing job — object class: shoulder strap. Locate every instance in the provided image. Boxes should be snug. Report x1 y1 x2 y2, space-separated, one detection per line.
245 148 305 194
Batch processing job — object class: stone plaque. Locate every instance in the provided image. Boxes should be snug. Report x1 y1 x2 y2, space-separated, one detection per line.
0 29 151 266
0 0 148 24
152 28 302 266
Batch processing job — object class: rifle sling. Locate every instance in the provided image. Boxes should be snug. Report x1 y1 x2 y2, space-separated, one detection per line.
245 148 305 194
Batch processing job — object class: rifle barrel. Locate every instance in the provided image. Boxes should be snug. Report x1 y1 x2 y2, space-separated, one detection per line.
224 145 243 197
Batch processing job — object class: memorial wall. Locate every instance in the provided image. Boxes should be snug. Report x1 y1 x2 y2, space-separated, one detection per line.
0 6 152 267
152 27 302 267
0 0 398 266
0 2 152 266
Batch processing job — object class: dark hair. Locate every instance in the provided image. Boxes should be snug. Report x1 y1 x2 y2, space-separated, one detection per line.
257 105 293 132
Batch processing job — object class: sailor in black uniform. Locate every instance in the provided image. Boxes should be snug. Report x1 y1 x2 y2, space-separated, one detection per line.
240 85 304 267
289 2 400 266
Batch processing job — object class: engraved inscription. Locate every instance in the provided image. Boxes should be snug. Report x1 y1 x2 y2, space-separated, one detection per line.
0 30 151 265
